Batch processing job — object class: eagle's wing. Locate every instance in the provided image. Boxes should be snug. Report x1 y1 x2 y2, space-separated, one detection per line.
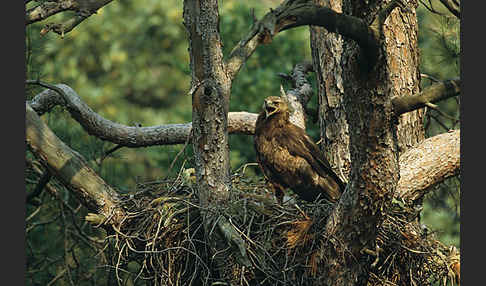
276 124 346 192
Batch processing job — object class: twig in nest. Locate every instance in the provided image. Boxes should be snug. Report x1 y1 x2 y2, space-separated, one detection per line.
421 73 441 83
167 128 192 176
27 171 51 204
425 102 459 122
96 144 124 166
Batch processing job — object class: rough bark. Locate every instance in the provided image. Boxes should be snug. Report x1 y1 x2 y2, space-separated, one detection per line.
311 0 424 189
26 0 114 36
382 2 425 153
279 61 315 129
312 1 418 284
26 0 77 24
25 1 461 283
29 78 458 147
183 0 252 280
26 103 125 226
310 0 350 183
183 0 231 204
396 129 460 203
225 0 383 81
27 87 460 225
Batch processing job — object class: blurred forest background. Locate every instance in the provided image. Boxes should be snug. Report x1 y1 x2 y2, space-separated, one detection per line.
26 0 460 284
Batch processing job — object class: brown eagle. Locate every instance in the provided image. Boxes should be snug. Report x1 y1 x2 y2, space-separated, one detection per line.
254 96 345 203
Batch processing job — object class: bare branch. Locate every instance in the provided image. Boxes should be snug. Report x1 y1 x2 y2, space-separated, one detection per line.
40 15 89 38
392 79 460 115
395 130 460 203
28 82 192 146
228 112 258 134
420 73 441 83
279 61 315 129
28 83 257 146
225 19 263 80
287 61 314 102
26 171 52 204
26 102 125 224
425 102 459 123
225 0 384 80
419 0 445 16
438 0 460 18
95 144 124 166
27 0 115 37
26 1 77 25
28 78 459 162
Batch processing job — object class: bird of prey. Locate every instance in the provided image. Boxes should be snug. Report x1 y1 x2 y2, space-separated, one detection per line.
254 96 345 204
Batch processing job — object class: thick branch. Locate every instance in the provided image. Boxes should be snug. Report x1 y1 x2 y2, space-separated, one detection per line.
29 79 459 160
392 79 460 115
225 0 381 80
27 86 459 221
279 61 314 103
279 61 315 129
28 84 257 146
395 129 460 203
183 0 251 275
225 20 263 81
28 83 191 146
26 103 125 224
40 15 89 37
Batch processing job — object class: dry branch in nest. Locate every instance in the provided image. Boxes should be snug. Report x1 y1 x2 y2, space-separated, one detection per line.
368 204 460 286
96 166 458 286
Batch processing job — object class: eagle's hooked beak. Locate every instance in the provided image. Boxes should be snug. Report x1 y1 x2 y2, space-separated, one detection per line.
264 100 278 118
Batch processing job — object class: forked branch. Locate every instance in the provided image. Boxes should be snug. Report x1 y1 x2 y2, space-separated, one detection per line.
26 0 114 37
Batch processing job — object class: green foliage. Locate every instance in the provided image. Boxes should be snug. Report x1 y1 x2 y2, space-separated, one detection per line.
418 2 460 138
26 0 314 186
26 3 313 282
27 0 194 189
25 164 110 285
417 2 460 250
220 1 315 172
26 0 460 283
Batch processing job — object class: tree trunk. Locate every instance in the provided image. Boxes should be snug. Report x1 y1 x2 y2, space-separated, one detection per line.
310 1 423 284
382 1 424 152
183 0 232 206
312 0 423 180
183 0 235 282
25 1 460 285
310 0 350 181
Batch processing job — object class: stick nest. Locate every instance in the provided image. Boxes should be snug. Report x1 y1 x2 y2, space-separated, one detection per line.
103 166 459 286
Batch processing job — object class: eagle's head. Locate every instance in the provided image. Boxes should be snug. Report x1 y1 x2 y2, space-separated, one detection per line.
262 96 289 118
